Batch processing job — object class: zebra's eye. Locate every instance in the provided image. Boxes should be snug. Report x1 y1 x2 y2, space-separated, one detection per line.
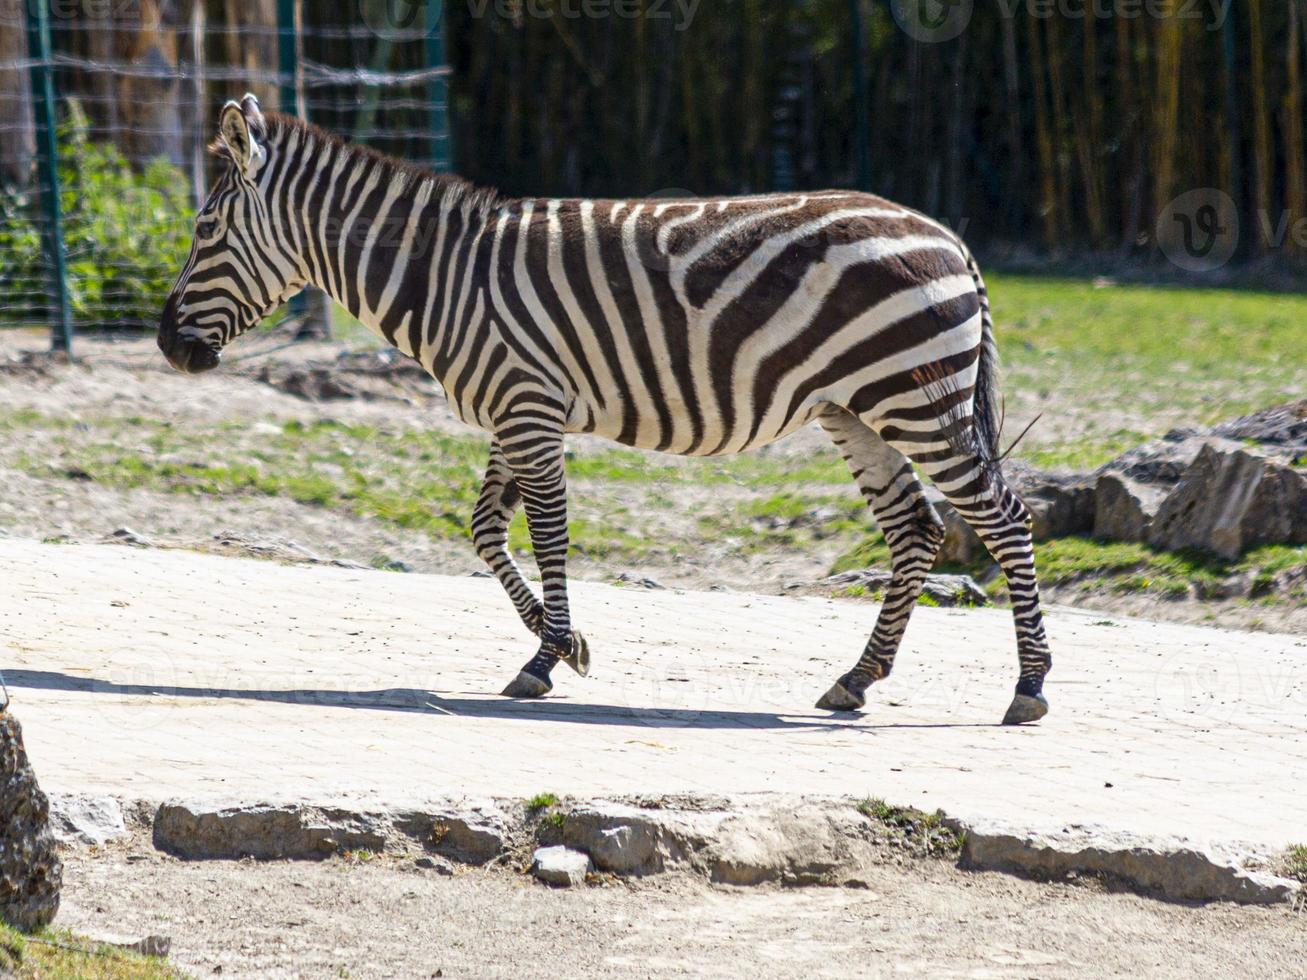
195 214 221 239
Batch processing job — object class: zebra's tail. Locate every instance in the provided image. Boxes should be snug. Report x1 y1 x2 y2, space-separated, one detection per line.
962 246 1002 467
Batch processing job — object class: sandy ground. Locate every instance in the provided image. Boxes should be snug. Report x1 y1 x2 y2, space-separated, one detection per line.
7 538 1306 847
56 838 1307 979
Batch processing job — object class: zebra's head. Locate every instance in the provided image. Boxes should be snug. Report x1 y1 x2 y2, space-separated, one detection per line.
159 95 305 373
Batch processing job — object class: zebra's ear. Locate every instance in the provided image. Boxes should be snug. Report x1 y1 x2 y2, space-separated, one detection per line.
239 92 266 136
216 99 266 176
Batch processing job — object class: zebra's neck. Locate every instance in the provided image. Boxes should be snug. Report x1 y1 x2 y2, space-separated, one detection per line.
263 115 497 365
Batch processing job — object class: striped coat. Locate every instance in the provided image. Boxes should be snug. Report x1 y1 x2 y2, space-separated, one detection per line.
159 96 1052 724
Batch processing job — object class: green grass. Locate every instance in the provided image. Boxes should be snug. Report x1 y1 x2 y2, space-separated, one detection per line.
991 273 1307 375
525 792 560 811
829 531 892 574
0 922 179 979
1283 844 1307 882
5 411 870 567
829 532 1306 605
990 273 1306 465
854 798 963 857
1034 538 1306 599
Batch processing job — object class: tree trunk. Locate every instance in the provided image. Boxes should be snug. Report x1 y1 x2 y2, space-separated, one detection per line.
0 0 33 185
1150 11 1184 244
1044 14 1072 240
1248 0 1272 253
1027 12 1059 246
1285 0 1305 255
222 0 278 109
115 0 186 165
1000 10 1023 233
1077 18 1106 246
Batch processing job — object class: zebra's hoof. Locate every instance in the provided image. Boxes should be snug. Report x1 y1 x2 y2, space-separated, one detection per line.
501 671 552 699
560 631 591 677
815 681 865 712
1001 693 1048 725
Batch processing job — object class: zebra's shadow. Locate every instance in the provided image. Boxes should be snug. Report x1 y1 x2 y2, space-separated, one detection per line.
1 667 971 731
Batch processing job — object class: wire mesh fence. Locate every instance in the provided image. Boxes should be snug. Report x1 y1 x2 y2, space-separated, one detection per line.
0 0 450 343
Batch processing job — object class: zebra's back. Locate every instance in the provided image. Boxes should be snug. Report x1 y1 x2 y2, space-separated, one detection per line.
476 189 982 457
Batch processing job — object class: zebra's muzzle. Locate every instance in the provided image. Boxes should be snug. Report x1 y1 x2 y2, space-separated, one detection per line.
158 297 221 374
165 340 221 374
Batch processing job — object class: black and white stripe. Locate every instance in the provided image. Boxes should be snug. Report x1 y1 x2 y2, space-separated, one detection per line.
159 96 1052 723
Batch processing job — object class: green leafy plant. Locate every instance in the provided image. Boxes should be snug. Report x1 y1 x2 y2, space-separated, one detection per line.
0 100 195 329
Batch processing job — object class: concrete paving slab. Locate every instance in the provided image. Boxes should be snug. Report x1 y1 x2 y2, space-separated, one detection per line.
2 538 1305 852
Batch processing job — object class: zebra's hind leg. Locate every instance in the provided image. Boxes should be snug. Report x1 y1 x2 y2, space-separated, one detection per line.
496 422 590 699
473 440 546 637
886 438 1052 724
815 408 945 712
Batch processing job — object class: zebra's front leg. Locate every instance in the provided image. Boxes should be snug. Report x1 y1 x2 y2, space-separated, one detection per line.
497 431 590 699
473 441 545 637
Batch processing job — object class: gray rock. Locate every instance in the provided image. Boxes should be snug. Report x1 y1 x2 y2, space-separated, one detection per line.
0 709 62 931
154 800 509 864
1211 399 1307 465
47 793 127 847
531 845 592 887
1093 472 1165 542
959 820 1300 905
111 526 152 547
114 935 172 957
562 802 724 875
1105 435 1246 489
615 572 666 590
414 855 455 875
153 802 390 860
825 569 989 607
1019 474 1096 540
395 804 508 865
562 801 880 886
1149 444 1307 559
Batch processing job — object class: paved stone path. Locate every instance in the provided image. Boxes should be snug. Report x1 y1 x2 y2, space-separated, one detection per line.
3 539 1304 849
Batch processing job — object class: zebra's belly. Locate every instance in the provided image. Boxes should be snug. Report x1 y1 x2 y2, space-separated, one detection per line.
566 388 829 457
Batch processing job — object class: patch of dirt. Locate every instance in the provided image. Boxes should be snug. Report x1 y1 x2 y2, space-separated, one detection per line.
54 837 1307 979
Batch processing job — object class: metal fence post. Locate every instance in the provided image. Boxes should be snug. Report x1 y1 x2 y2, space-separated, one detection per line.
24 0 73 354
427 0 451 171
277 0 331 338
850 0 871 191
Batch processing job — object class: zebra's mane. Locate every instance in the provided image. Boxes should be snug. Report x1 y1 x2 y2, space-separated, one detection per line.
261 111 502 216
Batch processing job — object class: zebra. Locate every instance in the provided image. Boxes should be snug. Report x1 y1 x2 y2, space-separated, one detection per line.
158 95 1052 725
